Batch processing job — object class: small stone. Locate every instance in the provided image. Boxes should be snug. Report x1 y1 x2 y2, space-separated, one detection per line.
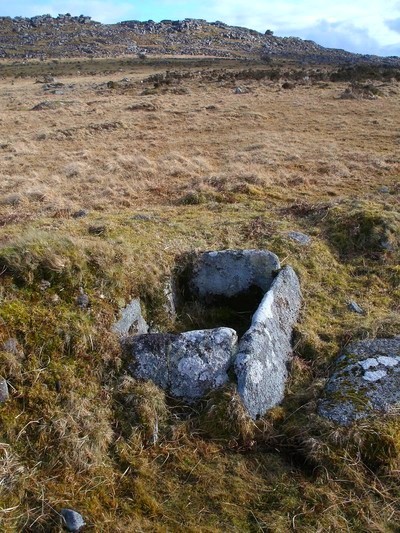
287 231 312 246
72 209 88 218
39 279 51 291
76 288 89 309
112 298 148 337
348 301 365 314
132 214 154 221
378 186 390 193
60 508 85 532
0 378 9 403
88 225 106 236
2 338 19 353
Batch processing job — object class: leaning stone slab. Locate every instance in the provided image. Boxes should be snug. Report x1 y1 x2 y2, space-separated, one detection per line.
319 337 400 425
235 266 302 419
125 328 237 401
112 298 149 337
189 249 280 302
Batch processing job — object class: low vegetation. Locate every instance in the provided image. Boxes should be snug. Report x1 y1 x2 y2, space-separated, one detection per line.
0 56 399 531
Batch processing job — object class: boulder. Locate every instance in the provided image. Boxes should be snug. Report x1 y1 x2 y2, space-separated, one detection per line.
235 266 302 419
189 249 280 302
60 508 85 532
112 298 149 337
319 338 400 425
126 328 237 401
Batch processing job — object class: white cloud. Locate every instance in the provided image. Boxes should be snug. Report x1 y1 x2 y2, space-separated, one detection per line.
197 0 400 55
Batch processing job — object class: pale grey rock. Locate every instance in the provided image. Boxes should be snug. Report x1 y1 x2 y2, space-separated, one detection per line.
348 300 365 314
60 508 85 532
287 231 312 246
235 266 302 419
126 328 237 401
76 287 89 309
364 369 387 382
319 337 400 425
359 358 378 370
0 378 9 403
2 338 19 353
189 249 280 302
112 298 148 337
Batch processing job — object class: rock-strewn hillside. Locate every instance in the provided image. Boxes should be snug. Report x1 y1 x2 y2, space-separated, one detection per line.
0 13 399 64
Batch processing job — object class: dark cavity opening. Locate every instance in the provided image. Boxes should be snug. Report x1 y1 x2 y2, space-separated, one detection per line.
175 282 264 337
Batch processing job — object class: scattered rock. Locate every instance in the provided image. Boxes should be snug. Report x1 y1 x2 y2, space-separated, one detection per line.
72 209 88 218
88 224 106 236
0 378 9 404
282 81 295 89
76 287 90 310
235 266 302 419
39 279 51 291
125 328 237 401
112 298 149 337
379 186 390 194
234 86 249 94
348 300 365 314
287 231 312 246
60 508 85 532
127 102 158 111
2 338 19 353
132 214 154 221
189 249 280 303
319 338 400 425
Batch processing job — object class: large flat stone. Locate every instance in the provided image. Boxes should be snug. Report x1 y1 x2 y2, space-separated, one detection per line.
235 266 302 419
126 328 238 401
189 249 280 302
319 338 400 425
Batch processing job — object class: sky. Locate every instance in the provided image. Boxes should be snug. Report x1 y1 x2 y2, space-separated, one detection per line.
1 0 400 57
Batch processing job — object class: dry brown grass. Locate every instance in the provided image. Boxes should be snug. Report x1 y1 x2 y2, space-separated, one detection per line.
0 64 398 220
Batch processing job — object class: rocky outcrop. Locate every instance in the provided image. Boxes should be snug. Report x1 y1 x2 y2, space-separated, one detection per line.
319 338 400 425
1 14 398 64
125 328 237 401
235 266 302 419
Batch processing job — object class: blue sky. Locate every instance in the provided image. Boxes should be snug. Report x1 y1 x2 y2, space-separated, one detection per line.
1 0 400 56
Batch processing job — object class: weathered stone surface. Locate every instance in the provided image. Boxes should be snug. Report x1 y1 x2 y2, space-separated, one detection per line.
126 328 237 401
112 298 149 337
287 231 312 246
60 508 85 532
348 300 365 314
189 249 280 302
0 378 9 403
235 266 302 419
319 338 400 425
